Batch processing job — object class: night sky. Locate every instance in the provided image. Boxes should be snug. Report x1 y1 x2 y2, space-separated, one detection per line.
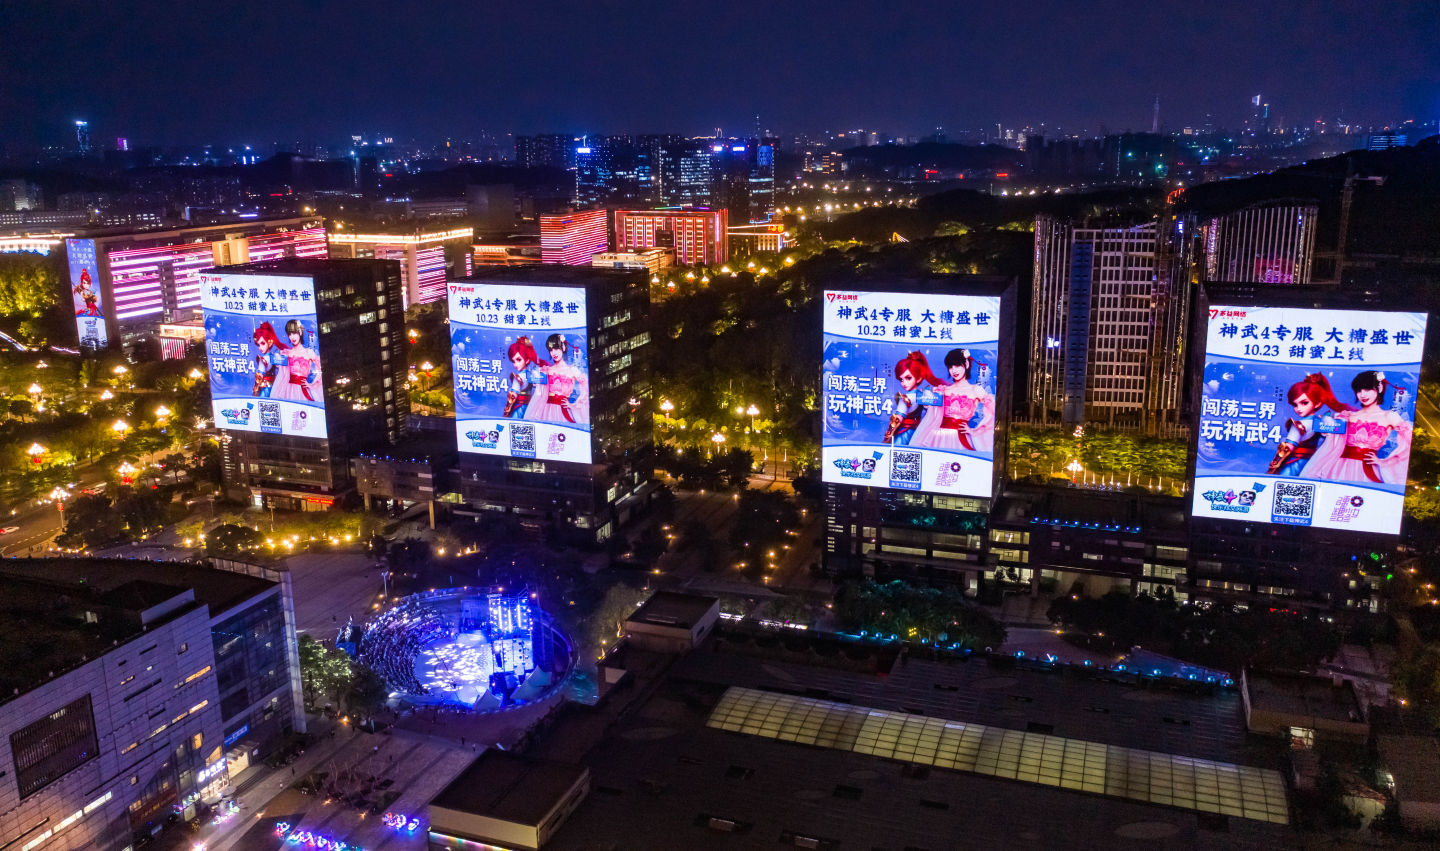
2 0 1436 147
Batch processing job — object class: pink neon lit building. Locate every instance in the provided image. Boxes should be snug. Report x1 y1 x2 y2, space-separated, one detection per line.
613 208 728 266
539 210 609 265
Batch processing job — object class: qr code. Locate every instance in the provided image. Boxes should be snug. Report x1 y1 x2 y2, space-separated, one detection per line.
891 450 922 484
259 402 281 429
1272 481 1315 520
510 425 535 452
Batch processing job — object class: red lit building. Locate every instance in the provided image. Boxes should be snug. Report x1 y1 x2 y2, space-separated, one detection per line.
540 210 609 266
613 208 728 266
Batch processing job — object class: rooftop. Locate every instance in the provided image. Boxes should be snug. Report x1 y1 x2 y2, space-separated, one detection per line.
0 558 274 616
1243 670 1365 725
460 264 643 287
628 591 718 630
429 749 587 826
537 635 1292 850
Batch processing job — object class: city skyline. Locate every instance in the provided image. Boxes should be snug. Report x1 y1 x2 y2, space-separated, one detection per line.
2 1 1436 149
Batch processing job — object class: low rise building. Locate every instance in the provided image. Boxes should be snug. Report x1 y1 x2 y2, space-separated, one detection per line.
0 558 303 851
428 750 589 851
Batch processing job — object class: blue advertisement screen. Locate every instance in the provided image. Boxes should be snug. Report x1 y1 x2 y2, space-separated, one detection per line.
448 281 591 464
66 238 107 349
1193 305 1427 534
822 290 1001 498
200 272 327 439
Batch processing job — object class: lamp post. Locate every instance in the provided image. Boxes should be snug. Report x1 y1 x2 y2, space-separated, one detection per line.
27 443 45 466
49 487 70 533
118 461 138 486
1066 459 1083 484
659 399 674 422
112 419 130 440
188 368 204 380
745 404 760 434
710 432 726 458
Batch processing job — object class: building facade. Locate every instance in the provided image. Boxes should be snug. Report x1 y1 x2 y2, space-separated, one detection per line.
327 227 474 308
540 210 609 266
613 208 728 266
0 559 303 851
1200 202 1319 285
450 266 656 545
215 258 409 509
1028 215 1191 429
63 217 327 351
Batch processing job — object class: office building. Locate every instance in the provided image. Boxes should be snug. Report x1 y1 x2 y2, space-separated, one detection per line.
591 248 672 275
539 210 609 266
657 141 712 205
473 238 542 267
822 276 1017 583
0 557 303 851
0 179 42 212
62 217 327 351
1366 133 1408 151
327 226 474 308
515 134 579 170
1199 202 1319 285
613 208 728 266
208 258 409 510
728 222 789 255
448 266 655 545
1028 214 1191 429
74 120 91 156
709 139 777 224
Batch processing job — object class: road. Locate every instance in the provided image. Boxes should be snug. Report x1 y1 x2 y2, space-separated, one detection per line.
0 446 195 557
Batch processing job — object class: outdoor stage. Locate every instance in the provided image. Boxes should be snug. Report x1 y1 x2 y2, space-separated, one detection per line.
358 587 574 712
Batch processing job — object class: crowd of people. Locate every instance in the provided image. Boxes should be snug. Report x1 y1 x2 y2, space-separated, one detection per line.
358 599 452 696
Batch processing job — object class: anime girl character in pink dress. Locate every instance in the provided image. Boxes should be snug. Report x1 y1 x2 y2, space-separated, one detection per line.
526 333 588 424
270 319 319 402
1265 373 1350 476
1299 371 1411 485
912 348 994 453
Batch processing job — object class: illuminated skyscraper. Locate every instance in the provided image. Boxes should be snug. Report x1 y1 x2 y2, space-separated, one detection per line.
1029 215 1190 429
1199 202 1318 285
539 210 609 265
327 227 474 308
613 208 728 266
74 120 90 155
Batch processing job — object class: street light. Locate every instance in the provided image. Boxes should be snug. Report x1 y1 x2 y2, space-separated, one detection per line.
49 486 70 531
154 405 171 420
188 368 204 380
99 389 114 401
711 432 726 457
1066 459 1083 484
112 419 130 439
659 399 674 421
27 383 42 397
746 404 759 433
118 461 138 486
27 443 45 465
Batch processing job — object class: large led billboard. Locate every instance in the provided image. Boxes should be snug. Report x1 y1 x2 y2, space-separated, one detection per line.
449 282 591 464
822 290 1001 497
1193 305 1427 535
200 272 327 438
66 238 107 349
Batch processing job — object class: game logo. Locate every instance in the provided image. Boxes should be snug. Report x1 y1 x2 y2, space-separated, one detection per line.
1192 305 1427 535
66 238 107 349
821 290 1001 498
449 282 591 464
200 272 327 439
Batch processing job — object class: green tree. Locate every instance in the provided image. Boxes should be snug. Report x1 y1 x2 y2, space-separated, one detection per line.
583 584 653 656
55 493 126 548
345 664 391 721
297 635 354 711
206 523 264 558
